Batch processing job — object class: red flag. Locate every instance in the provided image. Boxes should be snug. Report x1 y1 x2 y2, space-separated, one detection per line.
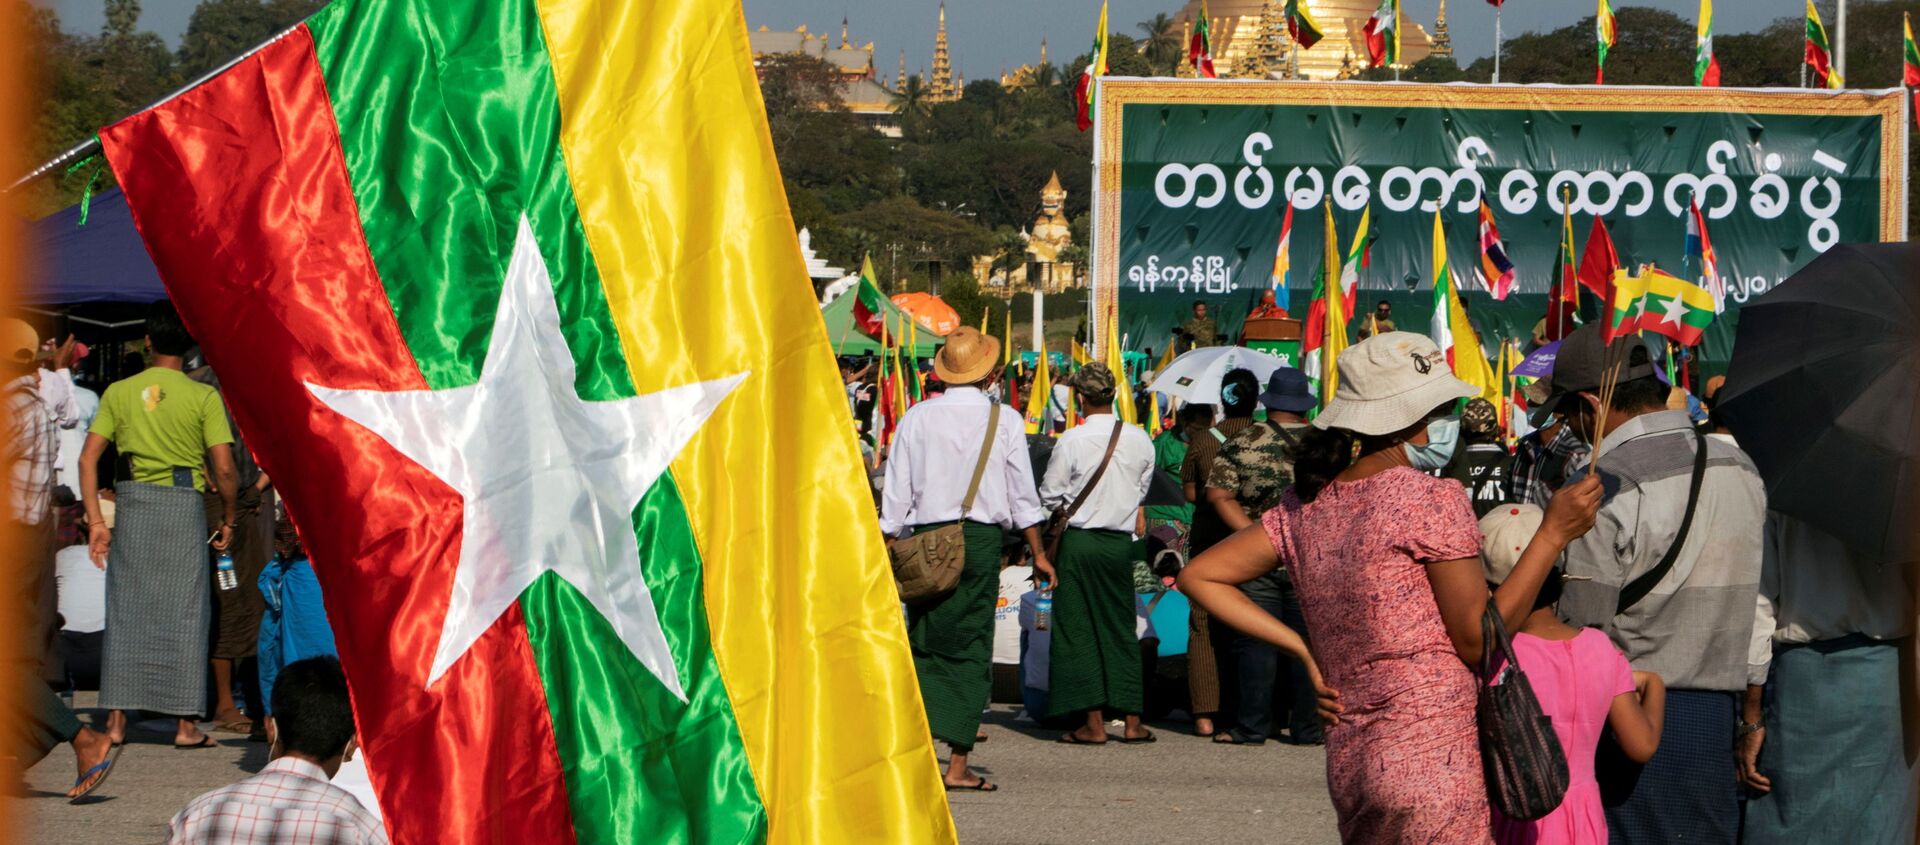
1577 216 1619 302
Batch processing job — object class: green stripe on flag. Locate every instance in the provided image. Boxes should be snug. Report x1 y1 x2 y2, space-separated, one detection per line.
521 476 766 844
305 0 767 835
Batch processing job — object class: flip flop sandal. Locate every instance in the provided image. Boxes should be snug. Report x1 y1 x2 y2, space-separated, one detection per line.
1056 732 1108 745
1212 732 1258 745
174 736 219 750
943 779 998 792
213 719 254 735
68 746 122 804
1118 732 1157 744
974 733 989 743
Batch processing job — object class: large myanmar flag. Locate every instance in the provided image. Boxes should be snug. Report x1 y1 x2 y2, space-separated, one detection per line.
96 1 953 843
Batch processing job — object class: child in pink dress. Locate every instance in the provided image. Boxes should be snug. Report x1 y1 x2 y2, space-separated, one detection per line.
1479 505 1666 845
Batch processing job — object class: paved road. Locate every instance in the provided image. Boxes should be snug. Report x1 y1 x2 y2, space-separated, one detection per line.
17 700 1339 844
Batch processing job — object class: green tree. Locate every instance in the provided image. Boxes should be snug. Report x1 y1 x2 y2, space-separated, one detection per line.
1136 13 1182 74
176 0 325 78
104 0 140 37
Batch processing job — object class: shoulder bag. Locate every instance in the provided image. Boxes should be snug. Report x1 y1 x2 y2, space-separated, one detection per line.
1042 421 1126 563
1477 604 1572 821
888 400 1001 605
1614 428 1711 615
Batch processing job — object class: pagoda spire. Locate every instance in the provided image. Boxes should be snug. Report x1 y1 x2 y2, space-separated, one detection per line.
1040 38 1048 69
930 1 956 102
897 49 908 91
1432 0 1453 59
840 16 850 50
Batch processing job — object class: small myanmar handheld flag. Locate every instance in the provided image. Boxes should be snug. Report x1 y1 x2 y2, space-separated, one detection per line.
1474 201 1515 301
1695 0 1720 87
1075 0 1109 132
97 1 956 841
1363 0 1400 69
1190 0 1218 78
851 255 887 337
1610 268 1719 347
1806 0 1842 89
1685 199 1725 313
1286 0 1324 51
1271 203 1295 292
1596 0 1618 84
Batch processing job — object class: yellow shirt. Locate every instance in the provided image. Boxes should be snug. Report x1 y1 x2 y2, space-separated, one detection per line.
89 367 233 491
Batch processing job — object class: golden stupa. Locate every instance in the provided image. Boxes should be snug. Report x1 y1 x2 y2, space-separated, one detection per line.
1170 0 1441 81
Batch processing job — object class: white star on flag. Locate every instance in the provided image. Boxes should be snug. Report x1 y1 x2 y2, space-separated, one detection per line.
1656 294 1692 326
307 216 744 698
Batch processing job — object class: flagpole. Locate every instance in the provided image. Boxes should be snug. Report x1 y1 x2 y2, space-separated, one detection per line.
1836 0 1848 82
1493 7 1503 83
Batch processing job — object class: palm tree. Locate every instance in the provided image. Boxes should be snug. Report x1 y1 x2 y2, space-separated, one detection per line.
1137 13 1181 74
892 74 932 120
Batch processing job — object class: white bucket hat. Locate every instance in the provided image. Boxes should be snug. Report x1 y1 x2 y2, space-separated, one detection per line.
1313 331 1477 436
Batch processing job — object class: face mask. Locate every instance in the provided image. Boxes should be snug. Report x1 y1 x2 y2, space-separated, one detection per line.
1403 415 1462 471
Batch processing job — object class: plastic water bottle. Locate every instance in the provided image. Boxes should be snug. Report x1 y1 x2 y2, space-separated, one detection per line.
216 552 238 592
1034 589 1053 631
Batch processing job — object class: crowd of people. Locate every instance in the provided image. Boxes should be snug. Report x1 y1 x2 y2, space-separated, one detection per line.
867 315 1916 844
5 291 1911 845
6 302 357 840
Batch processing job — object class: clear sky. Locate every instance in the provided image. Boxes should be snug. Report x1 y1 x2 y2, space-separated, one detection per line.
37 0 1810 81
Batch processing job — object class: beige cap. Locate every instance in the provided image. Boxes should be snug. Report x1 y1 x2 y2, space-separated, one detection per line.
1479 504 1543 586
1312 332 1477 436
0 319 38 366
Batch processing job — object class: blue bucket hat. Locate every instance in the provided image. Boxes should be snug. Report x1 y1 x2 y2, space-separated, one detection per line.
1259 366 1317 414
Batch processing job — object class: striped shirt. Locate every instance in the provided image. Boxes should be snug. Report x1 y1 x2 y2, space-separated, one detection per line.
1558 410 1768 692
170 757 388 845
5 374 57 525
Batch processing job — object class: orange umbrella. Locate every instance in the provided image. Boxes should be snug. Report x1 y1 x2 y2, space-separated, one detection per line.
889 292 960 336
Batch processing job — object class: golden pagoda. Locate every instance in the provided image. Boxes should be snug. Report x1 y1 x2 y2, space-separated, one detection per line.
971 172 1079 293
1001 39 1050 89
928 1 960 103
1171 0 1439 80
1431 0 1452 60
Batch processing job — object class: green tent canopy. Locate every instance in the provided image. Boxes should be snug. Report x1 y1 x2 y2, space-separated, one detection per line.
821 289 946 357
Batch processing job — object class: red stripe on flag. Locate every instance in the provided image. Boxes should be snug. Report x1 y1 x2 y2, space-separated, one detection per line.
99 28 577 845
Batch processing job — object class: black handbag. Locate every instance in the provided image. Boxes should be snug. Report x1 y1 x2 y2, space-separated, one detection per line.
1477 605 1571 821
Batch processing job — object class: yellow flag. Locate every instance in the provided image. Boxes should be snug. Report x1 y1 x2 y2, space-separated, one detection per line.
1321 198 1350 403
531 0 958 835
1148 390 1163 436
1024 351 1053 434
980 306 990 334
1071 338 1090 367
1105 306 1138 425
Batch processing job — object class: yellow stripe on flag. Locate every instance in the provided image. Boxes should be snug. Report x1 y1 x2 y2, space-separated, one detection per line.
530 0 954 841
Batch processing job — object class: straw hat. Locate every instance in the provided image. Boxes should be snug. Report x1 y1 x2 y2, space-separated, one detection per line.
932 326 1000 385
1313 332 1476 436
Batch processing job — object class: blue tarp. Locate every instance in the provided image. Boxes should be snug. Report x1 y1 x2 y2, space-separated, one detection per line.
26 188 168 305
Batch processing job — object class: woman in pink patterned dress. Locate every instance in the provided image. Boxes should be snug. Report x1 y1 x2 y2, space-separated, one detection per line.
1181 333 1600 844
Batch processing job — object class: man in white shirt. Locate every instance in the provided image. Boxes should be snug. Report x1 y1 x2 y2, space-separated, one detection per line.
170 656 387 844
1039 363 1156 745
878 327 1049 793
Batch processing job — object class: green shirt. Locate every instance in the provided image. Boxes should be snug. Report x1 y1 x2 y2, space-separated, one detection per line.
89 367 234 491
1145 429 1193 524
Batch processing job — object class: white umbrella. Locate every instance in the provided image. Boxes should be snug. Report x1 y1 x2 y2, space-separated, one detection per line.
1145 346 1291 404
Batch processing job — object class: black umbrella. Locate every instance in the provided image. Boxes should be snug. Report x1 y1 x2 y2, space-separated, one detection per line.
1719 243 1920 562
